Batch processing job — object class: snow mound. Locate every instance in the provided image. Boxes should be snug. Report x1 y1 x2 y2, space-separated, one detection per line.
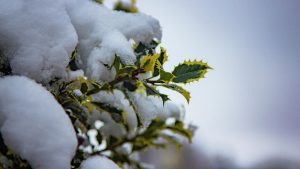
67 0 161 83
0 76 77 169
0 0 161 83
80 156 120 169
0 0 78 82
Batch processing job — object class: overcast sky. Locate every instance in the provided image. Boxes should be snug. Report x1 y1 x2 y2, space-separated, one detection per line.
134 0 300 167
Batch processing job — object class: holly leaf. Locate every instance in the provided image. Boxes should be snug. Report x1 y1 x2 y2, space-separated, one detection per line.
172 60 211 83
159 93 170 104
144 83 170 104
158 47 168 65
92 102 125 124
122 80 138 92
144 83 158 96
153 48 168 77
118 66 136 77
140 54 159 73
80 82 88 94
159 84 190 103
112 55 123 72
86 82 109 95
69 47 80 71
158 69 174 83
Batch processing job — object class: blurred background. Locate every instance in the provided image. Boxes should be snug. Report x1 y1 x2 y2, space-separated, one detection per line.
109 0 300 168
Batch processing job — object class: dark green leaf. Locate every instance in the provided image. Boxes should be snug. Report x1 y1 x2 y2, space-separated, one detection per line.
123 80 138 92
92 102 125 124
158 69 174 83
80 83 88 94
172 60 211 83
157 47 168 65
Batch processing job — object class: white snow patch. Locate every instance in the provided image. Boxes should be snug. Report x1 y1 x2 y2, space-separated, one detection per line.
0 0 78 82
136 72 152 81
80 156 120 169
116 143 132 155
0 76 77 169
73 89 84 98
158 101 185 120
67 69 85 81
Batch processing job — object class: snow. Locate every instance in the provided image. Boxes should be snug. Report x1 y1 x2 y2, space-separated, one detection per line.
166 130 188 143
0 0 77 82
80 156 120 169
84 47 117 83
67 69 85 81
87 129 100 147
92 89 137 138
0 0 161 83
91 110 127 138
116 143 133 155
136 72 153 81
0 76 77 169
129 89 163 127
67 0 161 83
73 89 84 98
158 101 185 120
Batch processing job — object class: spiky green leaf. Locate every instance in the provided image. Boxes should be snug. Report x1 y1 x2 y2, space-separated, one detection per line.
117 66 136 77
172 60 211 83
80 83 88 94
158 47 168 65
144 83 170 104
158 69 174 83
140 54 159 72
159 84 190 103
153 48 168 77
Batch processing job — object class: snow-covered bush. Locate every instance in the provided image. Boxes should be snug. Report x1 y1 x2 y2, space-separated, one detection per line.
0 0 210 169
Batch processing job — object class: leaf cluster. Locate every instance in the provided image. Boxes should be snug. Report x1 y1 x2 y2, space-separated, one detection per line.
65 39 209 168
